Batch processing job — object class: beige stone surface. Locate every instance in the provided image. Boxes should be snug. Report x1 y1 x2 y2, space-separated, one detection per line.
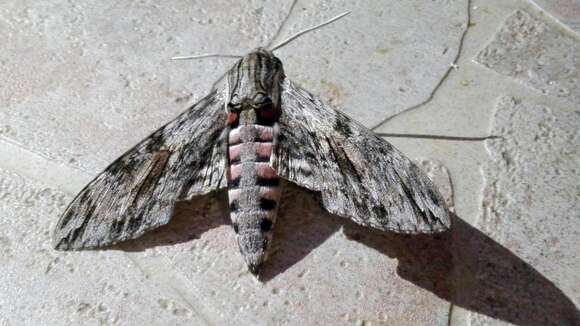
1 0 579 325
0 168 209 325
466 95 580 326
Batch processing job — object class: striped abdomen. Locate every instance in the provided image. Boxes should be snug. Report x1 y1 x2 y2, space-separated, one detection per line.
227 121 280 274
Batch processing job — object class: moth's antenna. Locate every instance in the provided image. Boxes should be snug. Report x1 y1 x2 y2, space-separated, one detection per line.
171 53 243 61
270 11 351 51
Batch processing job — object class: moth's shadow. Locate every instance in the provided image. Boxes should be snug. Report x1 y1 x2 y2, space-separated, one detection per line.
118 185 579 326
264 185 580 326
118 191 231 252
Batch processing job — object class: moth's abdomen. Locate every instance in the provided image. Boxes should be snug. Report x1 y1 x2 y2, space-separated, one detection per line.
227 123 280 274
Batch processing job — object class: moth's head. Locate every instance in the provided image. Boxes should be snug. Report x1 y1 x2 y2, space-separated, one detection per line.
225 48 284 124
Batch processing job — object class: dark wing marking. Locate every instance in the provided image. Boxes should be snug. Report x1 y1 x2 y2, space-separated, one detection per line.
53 88 228 250
272 78 450 233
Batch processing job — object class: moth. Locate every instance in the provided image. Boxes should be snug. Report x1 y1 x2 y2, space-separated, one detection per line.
53 14 450 276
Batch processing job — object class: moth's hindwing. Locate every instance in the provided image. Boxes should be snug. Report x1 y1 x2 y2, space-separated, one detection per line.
273 79 450 233
53 88 228 250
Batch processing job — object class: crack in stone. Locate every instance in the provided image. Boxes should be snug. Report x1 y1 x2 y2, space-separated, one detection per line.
121 252 217 326
447 303 455 326
371 0 472 132
0 136 91 193
375 133 500 141
0 135 65 168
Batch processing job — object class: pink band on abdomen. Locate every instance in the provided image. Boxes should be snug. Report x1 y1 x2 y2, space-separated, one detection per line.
227 164 242 181
255 162 277 179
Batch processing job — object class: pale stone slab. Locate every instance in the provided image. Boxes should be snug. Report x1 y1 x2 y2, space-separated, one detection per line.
467 96 580 325
0 161 457 325
6 1 580 325
275 0 468 129
0 169 209 325
119 166 456 325
531 0 580 33
0 0 470 324
0 0 294 173
0 0 468 173
476 10 580 105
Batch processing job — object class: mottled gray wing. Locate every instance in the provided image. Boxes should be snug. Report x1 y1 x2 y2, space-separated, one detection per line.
53 88 228 250
272 79 450 233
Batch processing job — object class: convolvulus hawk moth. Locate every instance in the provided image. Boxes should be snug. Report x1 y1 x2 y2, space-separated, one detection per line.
53 14 450 276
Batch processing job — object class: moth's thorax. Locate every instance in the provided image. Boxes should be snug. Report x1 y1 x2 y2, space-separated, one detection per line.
225 48 284 124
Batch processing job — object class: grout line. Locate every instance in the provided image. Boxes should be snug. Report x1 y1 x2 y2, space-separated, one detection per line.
0 136 92 194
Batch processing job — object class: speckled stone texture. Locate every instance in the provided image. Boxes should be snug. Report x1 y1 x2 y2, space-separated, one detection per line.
531 0 580 32
470 96 579 326
1 0 579 325
0 168 210 325
476 10 580 105
0 0 467 174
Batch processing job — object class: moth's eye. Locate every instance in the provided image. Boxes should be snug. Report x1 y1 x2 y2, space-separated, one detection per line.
253 94 272 109
228 102 242 113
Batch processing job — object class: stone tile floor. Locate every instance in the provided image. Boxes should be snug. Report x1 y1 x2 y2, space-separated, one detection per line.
0 0 578 325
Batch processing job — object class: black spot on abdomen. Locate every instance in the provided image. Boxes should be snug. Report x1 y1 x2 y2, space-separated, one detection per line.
259 198 277 210
260 218 273 232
